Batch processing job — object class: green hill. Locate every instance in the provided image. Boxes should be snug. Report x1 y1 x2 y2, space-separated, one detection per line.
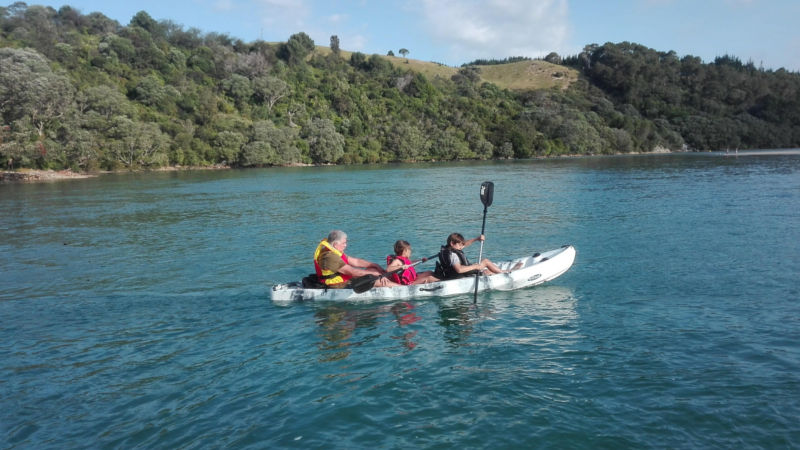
1 5 799 172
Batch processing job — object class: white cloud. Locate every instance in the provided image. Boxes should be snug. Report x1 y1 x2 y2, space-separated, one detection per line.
214 0 234 12
254 0 310 29
343 33 367 51
417 0 569 61
327 13 348 24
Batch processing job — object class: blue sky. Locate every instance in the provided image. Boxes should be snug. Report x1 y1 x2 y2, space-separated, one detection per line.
25 0 800 71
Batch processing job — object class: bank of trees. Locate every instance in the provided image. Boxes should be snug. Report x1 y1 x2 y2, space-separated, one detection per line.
563 42 800 150
1 4 799 171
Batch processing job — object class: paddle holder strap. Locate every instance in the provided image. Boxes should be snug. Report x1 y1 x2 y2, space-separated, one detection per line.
474 181 494 302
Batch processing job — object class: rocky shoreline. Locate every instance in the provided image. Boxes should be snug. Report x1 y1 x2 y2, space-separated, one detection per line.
1 169 97 183
0 165 233 183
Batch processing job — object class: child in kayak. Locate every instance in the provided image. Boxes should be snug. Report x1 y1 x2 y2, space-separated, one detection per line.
386 240 439 285
434 233 513 280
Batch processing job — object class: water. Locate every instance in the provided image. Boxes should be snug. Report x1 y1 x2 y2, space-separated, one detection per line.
2 153 799 448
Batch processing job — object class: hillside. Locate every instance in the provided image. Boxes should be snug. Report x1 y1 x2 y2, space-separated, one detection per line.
1 4 799 172
316 46 578 91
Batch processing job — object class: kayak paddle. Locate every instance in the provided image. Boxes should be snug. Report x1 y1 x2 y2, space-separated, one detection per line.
474 181 494 302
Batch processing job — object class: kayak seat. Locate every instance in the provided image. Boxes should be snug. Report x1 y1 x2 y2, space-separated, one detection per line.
302 274 328 289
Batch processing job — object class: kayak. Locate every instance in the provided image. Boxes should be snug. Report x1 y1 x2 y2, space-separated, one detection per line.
271 245 576 304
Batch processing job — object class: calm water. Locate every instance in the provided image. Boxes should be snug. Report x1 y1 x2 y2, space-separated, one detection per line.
2 153 799 448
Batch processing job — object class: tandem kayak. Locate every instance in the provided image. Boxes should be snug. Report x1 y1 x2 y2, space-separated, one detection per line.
271 245 576 304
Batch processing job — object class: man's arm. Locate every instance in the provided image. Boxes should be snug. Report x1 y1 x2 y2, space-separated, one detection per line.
338 263 382 277
345 256 385 274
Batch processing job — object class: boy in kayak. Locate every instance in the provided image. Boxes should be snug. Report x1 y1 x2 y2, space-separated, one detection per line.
313 230 400 288
434 233 510 280
386 240 439 285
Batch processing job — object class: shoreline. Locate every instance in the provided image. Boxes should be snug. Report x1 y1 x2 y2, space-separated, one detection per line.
6 148 798 183
1 165 232 183
0 153 668 183
1 169 97 183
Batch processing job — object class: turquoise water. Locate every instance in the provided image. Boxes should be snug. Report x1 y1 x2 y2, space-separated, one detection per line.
2 153 799 448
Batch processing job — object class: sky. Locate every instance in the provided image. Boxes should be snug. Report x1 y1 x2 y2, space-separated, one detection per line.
23 0 800 72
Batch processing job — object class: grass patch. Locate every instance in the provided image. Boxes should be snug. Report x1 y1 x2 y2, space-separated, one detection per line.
313 46 578 91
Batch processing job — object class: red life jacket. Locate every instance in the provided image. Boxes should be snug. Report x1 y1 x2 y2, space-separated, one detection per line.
386 255 417 285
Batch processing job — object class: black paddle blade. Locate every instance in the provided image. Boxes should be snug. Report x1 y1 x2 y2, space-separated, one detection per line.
480 181 494 207
351 275 379 294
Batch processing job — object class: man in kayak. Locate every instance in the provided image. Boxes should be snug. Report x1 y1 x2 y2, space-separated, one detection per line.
434 232 510 280
313 230 400 288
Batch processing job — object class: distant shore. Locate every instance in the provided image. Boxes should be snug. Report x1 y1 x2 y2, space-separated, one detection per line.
1 169 97 183
1 165 231 183
4 148 798 183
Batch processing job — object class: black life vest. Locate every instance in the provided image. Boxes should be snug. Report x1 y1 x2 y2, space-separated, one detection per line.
434 245 478 280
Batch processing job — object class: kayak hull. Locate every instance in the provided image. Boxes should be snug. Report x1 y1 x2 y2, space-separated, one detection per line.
271 245 576 304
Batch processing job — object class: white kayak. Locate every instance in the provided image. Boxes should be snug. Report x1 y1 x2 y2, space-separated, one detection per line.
271 245 576 304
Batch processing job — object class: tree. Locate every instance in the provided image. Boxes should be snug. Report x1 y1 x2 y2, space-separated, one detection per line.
252 75 290 113
222 74 253 107
304 118 344 163
130 10 159 34
213 130 246 164
330 35 340 55
108 117 169 168
399 48 409 58
240 120 300 166
0 48 74 142
131 74 178 110
387 122 428 161
544 52 561 64
283 32 315 65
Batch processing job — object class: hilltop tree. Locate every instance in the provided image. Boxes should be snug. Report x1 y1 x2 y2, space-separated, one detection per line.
544 52 561 64
330 35 340 55
399 48 409 62
282 32 315 65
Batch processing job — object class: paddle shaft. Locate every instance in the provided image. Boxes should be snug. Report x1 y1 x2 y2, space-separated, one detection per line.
473 204 488 301
474 181 494 303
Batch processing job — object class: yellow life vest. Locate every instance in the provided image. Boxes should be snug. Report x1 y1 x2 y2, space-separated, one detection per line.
313 240 351 286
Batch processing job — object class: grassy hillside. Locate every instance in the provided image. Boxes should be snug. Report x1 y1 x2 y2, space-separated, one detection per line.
475 60 578 91
314 47 578 91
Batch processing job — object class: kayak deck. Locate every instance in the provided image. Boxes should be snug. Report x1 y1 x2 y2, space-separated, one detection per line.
271 245 576 304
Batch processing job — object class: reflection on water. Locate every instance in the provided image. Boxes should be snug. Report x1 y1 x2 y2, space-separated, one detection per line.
436 297 487 347
314 306 378 362
311 285 579 362
389 302 421 350
313 301 427 360
492 285 579 325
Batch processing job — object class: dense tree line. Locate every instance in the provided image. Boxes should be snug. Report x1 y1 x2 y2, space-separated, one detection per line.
563 42 800 150
1 3 799 171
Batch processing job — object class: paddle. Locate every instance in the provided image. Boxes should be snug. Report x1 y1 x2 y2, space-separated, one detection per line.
350 253 439 294
474 181 494 302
